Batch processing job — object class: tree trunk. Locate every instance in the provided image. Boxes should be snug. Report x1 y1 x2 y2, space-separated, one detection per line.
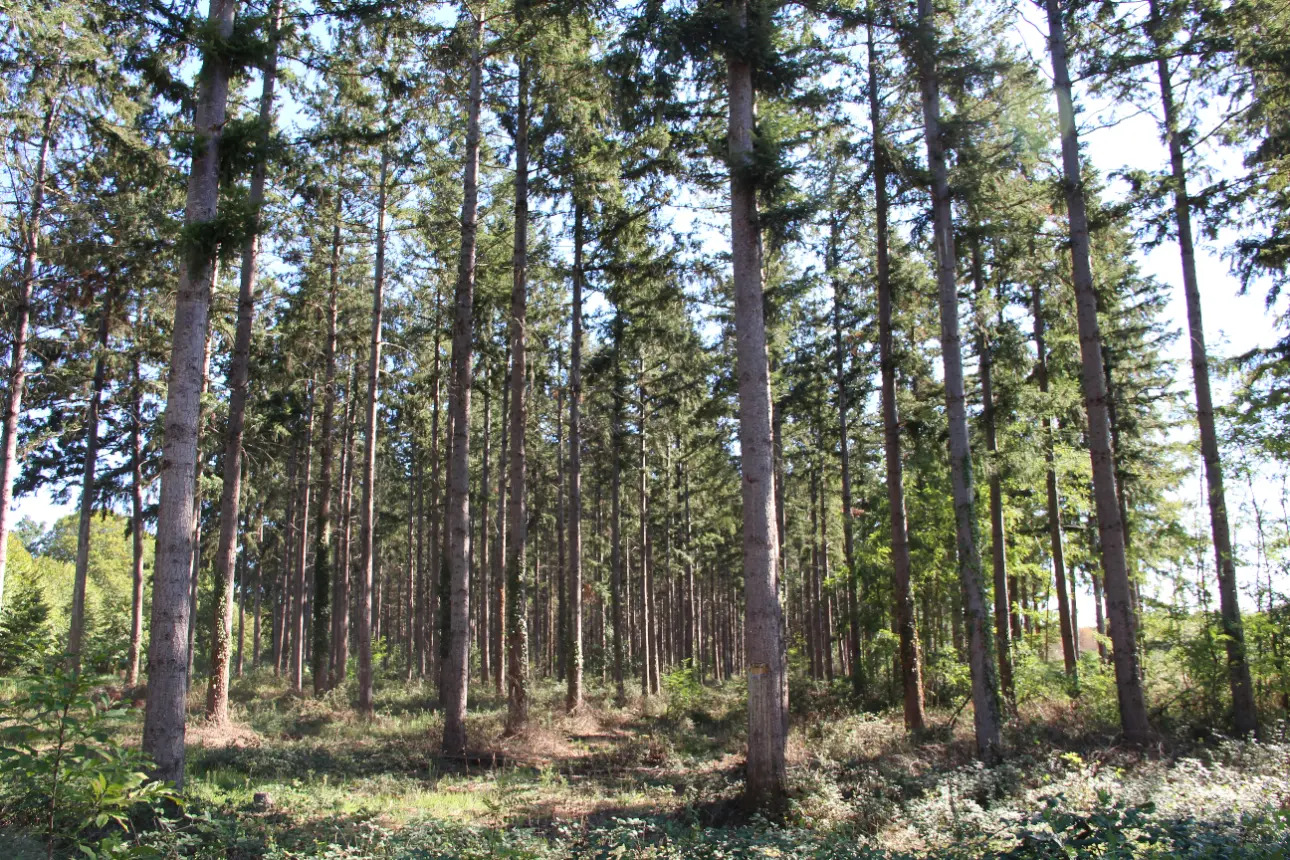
828 217 863 696
1044 0 1151 742
638 375 653 699
868 22 925 732
357 149 390 716
728 0 788 806
494 341 510 694
68 286 114 672
0 93 61 615
970 234 1014 709
206 6 282 716
567 202 585 712
441 9 484 756
504 56 531 736
291 385 315 692
914 0 1002 760
1148 0 1258 736
142 0 237 788
312 192 343 695
1032 283 1077 679
610 320 627 706
443 10 485 758
127 343 147 686
331 362 358 687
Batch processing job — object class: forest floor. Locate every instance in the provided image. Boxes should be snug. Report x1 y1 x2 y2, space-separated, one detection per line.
5 668 1290 857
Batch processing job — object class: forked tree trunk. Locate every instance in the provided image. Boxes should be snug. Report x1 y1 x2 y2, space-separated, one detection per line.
566 202 585 712
207 3 282 717
357 150 391 716
914 0 1002 760
311 193 343 694
142 0 238 789
442 10 485 754
1042 0 1151 742
868 21 926 733
68 287 114 672
1148 0 1258 737
728 0 788 807
504 56 531 736
0 93 61 615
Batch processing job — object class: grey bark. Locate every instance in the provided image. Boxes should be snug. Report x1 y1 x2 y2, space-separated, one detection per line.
357 150 390 716
68 286 114 672
442 11 484 754
1148 0 1257 736
728 0 788 806
868 21 925 733
207 2 281 717
142 0 237 788
1043 0 1151 742
914 0 1002 760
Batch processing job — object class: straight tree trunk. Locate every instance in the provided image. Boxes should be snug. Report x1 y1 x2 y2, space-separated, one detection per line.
479 362 491 686
1148 0 1258 736
504 56 532 736
1032 283 1077 678
828 217 863 696
312 192 343 694
331 363 358 687
566 202 585 712
728 0 788 806
493 342 510 694
442 12 485 754
0 93 61 614
206 5 282 717
142 0 237 788
638 376 653 699
610 324 627 706
127 344 147 686
914 0 1002 760
868 21 925 732
1043 0 1151 742
357 149 390 716
68 286 114 671
971 234 1014 708
291 385 315 692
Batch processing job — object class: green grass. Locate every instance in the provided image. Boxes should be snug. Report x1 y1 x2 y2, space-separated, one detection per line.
4 666 1290 857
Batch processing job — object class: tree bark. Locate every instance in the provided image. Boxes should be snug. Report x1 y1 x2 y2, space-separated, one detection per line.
127 341 147 686
566 201 585 712
610 319 627 706
868 22 926 733
914 0 1002 760
504 55 532 737
1148 0 1258 736
728 0 788 806
142 0 237 788
357 149 390 716
442 10 484 754
1043 0 1151 742
970 234 1014 708
312 192 343 695
291 384 315 692
68 286 114 672
206 4 282 717
331 362 358 687
1032 283 1078 678
0 93 61 615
